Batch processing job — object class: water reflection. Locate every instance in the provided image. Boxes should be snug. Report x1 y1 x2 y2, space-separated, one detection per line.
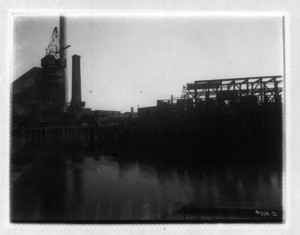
11 150 282 221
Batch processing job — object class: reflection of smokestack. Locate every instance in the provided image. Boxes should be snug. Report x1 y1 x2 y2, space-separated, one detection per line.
59 16 68 103
71 55 82 105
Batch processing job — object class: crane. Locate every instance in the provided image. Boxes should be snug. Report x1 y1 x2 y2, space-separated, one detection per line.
45 27 71 59
45 27 60 58
181 85 189 99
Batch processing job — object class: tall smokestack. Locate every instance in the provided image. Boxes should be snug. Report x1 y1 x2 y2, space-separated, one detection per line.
59 16 68 103
71 55 82 106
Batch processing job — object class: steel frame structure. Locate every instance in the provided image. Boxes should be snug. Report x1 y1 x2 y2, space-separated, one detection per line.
184 75 283 105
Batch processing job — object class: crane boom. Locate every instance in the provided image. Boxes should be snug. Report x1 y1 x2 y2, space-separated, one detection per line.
55 45 71 55
45 27 60 58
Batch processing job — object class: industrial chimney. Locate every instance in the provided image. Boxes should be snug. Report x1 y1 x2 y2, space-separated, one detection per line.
59 16 68 103
71 55 84 109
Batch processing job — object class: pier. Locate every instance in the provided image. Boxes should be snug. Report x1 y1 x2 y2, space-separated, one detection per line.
12 123 282 166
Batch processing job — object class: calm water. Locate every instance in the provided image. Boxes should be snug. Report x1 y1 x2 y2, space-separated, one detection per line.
11 149 282 221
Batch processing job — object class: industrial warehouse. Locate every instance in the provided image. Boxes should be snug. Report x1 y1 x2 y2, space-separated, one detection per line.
11 16 284 223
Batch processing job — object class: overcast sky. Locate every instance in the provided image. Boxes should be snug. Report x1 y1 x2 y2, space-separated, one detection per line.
13 15 283 112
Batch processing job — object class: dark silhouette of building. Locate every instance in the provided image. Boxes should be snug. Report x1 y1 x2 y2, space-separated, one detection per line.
138 75 282 128
12 67 43 125
12 51 67 126
12 18 70 126
41 51 66 106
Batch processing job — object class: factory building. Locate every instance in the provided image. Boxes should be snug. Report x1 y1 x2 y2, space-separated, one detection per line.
13 67 42 105
138 75 282 128
12 17 77 126
13 50 67 125
12 67 43 125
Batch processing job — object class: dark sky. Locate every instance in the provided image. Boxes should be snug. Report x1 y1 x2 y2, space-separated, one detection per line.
13 15 283 112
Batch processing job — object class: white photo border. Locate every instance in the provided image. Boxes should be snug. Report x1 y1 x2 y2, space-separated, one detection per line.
2 8 293 235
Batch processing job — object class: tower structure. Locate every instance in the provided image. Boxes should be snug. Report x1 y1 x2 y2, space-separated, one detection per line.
59 15 68 103
41 26 66 105
70 55 85 110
